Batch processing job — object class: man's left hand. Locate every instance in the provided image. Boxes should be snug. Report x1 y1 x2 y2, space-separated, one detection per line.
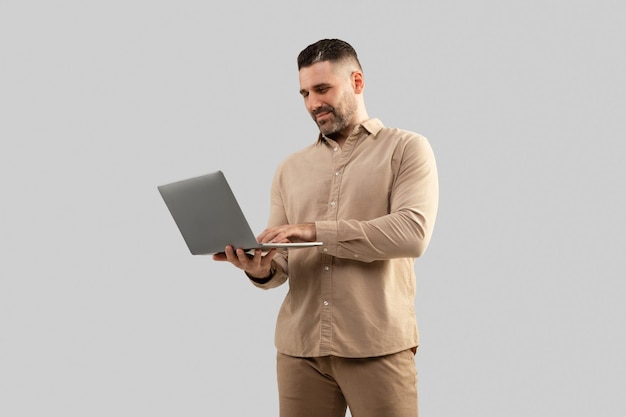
257 223 317 244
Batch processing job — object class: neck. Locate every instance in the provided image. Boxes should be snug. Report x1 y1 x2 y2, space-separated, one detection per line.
331 113 369 148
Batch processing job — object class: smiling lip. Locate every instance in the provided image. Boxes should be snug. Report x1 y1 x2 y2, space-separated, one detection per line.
316 112 331 121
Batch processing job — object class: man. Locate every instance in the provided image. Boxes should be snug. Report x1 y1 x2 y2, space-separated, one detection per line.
213 39 438 417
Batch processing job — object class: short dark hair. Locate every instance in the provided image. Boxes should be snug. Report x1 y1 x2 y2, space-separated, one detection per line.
297 39 362 71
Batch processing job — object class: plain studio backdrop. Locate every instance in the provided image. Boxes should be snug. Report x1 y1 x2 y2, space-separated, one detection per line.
1 1 624 416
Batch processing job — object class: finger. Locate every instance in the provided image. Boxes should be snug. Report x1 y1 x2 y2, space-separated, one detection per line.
276 233 293 243
235 248 253 265
256 229 269 242
252 248 264 261
262 248 277 264
257 226 286 243
257 230 275 243
212 251 227 261
224 245 243 266
270 228 293 243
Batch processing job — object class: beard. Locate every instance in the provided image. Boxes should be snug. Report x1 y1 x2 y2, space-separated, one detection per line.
311 90 357 138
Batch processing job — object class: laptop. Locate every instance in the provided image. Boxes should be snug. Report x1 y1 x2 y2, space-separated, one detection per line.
157 170 323 255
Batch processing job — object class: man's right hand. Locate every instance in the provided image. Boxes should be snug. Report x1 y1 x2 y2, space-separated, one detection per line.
212 245 277 279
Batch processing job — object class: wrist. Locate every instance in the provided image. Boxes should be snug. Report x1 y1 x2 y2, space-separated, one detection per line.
246 263 276 282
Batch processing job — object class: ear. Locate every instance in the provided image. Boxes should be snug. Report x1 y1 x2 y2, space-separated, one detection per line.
351 71 365 94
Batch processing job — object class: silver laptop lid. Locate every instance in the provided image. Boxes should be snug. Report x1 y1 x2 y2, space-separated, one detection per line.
158 171 260 255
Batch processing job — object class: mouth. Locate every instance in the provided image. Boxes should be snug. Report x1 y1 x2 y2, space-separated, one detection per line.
313 108 334 124
316 112 331 122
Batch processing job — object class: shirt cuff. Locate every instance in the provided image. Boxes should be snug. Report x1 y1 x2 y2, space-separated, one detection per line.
315 220 338 256
245 262 276 284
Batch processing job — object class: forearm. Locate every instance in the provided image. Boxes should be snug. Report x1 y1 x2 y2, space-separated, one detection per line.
316 208 435 262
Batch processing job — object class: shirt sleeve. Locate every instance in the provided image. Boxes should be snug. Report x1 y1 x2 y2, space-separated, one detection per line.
316 135 439 262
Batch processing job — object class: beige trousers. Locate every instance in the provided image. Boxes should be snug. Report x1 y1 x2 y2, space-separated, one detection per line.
277 349 418 417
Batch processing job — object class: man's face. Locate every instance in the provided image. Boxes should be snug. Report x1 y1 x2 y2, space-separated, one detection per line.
299 61 357 137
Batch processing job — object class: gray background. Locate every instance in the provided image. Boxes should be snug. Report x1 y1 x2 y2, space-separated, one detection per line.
1 0 624 416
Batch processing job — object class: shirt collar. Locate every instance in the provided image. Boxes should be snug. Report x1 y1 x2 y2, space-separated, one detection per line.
361 118 384 136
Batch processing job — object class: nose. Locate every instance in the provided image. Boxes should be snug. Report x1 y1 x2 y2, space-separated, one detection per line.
307 92 323 113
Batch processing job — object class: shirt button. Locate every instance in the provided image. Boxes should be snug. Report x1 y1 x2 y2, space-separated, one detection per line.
324 265 330 271
323 301 329 306
335 171 340 176
334 147 338 152
323 247 328 252
330 201 336 207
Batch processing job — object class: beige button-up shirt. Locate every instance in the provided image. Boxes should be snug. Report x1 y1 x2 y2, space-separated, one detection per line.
251 118 439 358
